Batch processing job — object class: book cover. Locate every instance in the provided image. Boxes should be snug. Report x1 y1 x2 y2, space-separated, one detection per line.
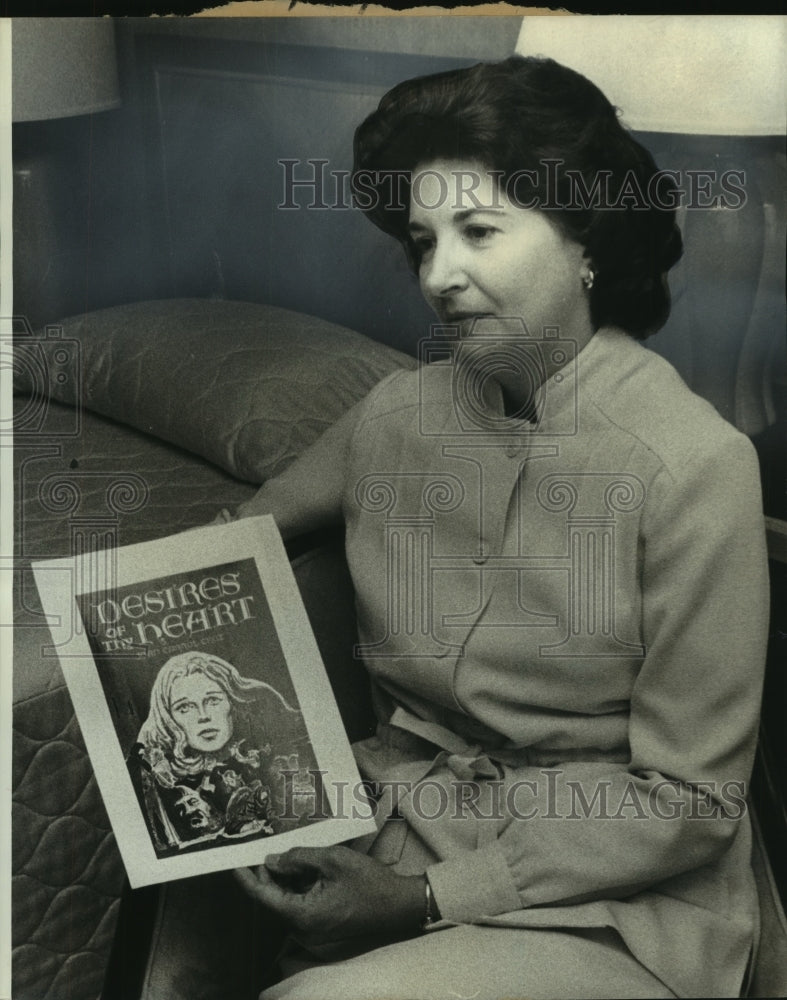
32 516 376 887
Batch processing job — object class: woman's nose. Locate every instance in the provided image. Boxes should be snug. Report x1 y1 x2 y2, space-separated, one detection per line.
420 240 468 300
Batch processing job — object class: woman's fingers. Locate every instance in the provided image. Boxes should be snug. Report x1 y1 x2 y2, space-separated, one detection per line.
233 864 260 897
264 845 345 880
265 848 320 876
234 861 327 944
235 849 331 908
235 849 425 945
233 864 292 909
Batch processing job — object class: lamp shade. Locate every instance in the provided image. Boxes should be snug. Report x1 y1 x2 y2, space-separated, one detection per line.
12 18 120 123
515 15 786 135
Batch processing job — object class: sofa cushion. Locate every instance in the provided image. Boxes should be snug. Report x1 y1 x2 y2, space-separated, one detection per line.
13 298 416 484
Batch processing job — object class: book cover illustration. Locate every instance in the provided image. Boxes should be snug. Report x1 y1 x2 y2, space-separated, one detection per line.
79 557 322 858
32 516 376 887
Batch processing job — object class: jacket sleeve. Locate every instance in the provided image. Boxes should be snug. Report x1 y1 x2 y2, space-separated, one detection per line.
426 430 770 921
233 376 397 539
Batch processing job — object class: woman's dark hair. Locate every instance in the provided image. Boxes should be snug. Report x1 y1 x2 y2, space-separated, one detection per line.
353 56 683 338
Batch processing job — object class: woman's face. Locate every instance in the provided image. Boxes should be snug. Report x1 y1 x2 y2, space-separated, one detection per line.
169 671 234 754
408 159 593 350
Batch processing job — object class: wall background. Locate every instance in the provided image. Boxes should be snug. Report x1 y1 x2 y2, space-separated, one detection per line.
11 16 786 509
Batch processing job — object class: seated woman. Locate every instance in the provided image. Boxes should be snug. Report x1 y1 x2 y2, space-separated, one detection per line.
230 56 768 999
130 651 307 853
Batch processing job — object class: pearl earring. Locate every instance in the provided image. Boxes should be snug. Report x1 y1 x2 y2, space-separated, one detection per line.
582 268 596 291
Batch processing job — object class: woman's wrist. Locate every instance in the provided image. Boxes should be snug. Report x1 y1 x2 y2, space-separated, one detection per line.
394 874 441 934
390 874 430 934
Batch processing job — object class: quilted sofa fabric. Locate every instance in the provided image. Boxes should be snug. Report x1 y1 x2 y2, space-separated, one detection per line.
13 398 256 1000
13 688 122 1000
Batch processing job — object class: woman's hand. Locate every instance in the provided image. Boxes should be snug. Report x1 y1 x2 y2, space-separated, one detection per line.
234 845 426 945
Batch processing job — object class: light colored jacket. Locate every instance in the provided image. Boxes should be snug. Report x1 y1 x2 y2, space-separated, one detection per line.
340 327 769 999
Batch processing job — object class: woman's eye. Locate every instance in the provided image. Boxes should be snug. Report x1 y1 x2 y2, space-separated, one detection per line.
413 236 434 255
464 225 495 242
175 703 194 715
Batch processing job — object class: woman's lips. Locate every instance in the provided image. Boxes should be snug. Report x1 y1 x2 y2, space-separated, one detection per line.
444 313 499 336
443 312 493 323
199 728 219 740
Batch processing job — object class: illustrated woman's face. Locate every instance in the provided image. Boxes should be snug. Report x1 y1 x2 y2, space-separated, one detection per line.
170 671 234 754
408 159 593 349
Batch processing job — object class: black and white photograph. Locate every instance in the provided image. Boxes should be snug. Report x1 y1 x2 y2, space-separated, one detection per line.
5 10 787 1000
